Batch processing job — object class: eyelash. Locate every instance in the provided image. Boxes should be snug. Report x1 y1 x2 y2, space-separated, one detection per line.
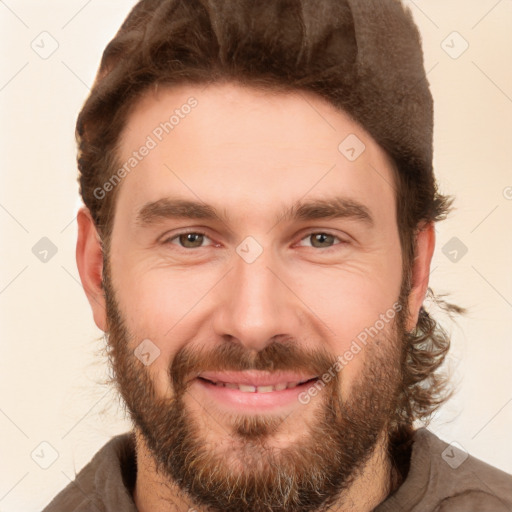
162 230 348 252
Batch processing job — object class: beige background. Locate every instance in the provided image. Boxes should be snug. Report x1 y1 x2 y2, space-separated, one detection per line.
1 1 511 510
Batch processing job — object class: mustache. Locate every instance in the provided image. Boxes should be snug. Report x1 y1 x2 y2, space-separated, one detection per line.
169 337 340 395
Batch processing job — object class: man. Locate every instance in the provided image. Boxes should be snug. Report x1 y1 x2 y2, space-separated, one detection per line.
43 0 512 511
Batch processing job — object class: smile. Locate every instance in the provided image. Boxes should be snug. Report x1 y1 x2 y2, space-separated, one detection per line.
197 377 318 393
192 370 321 411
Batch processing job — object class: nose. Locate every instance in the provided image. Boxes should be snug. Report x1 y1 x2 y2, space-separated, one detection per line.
211 245 302 353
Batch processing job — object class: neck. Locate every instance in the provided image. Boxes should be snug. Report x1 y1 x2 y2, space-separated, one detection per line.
132 429 401 512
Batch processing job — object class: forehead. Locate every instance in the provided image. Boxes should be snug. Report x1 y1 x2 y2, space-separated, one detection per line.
114 82 397 229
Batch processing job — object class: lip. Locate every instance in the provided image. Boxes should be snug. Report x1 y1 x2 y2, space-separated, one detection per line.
191 371 320 412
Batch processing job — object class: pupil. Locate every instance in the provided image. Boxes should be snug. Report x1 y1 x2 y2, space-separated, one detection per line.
314 233 332 247
182 233 203 247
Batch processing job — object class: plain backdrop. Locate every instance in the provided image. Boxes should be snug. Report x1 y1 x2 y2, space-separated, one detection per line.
1 1 511 510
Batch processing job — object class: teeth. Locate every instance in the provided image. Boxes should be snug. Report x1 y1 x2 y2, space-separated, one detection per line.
256 385 274 393
238 384 257 392
202 378 316 392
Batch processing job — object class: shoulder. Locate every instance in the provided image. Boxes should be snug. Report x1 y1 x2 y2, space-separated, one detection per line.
423 429 512 510
41 432 137 512
377 428 512 512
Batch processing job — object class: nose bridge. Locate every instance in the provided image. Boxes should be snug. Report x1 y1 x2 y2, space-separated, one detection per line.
212 242 297 351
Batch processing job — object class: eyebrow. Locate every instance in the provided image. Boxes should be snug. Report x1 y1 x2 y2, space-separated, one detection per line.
135 196 374 229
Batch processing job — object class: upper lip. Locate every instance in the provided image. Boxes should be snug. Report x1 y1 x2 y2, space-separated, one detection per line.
197 370 318 387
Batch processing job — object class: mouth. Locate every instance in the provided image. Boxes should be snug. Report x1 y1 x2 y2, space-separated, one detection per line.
196 376 319 393
191 371 320 412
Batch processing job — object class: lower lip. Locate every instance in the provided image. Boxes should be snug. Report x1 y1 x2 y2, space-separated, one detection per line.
191 378 319 412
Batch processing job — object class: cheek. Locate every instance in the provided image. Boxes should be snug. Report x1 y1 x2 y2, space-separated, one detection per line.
292 256 402 345
110 263 219 381
115 255 402 335
289 253 402 390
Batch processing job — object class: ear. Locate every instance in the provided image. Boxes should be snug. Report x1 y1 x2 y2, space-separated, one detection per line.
76 206 107 332
405 222 436 332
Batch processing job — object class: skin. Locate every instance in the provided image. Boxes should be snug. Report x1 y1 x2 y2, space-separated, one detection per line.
76 82 435 511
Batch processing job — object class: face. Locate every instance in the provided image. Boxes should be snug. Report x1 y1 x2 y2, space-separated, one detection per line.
93 83 417 511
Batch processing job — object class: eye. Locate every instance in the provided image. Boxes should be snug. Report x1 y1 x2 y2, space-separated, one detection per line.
162 230 347 251
296 231 347 251
163 231 213 249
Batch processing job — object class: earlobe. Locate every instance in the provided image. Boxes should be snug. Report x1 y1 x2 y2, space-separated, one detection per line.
76 206 107 332
405 222 436 332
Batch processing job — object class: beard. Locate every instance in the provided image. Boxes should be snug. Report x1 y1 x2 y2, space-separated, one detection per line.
102 260 409 512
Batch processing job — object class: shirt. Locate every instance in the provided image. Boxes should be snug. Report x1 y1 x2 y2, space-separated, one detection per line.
42 428 512 511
